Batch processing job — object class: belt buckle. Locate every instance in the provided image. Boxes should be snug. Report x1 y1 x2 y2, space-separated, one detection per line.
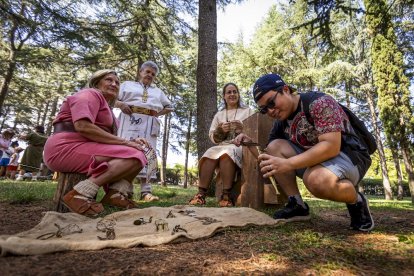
131 106 151 115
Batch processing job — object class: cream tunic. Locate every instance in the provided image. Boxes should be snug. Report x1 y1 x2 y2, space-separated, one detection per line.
200 107 255 169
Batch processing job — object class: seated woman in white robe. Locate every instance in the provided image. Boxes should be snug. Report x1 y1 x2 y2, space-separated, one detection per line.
189 83 254 207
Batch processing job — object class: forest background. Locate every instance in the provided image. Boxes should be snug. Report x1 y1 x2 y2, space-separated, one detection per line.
0 0 413 202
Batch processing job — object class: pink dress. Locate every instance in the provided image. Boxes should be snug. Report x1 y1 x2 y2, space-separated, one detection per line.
44 88 147 177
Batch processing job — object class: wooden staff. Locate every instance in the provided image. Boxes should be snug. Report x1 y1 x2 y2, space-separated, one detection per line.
240 141 279 195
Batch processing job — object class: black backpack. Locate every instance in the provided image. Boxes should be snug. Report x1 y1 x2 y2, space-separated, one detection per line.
301 92 377 155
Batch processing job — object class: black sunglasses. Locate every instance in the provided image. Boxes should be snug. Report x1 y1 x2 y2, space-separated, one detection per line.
258 92 278 114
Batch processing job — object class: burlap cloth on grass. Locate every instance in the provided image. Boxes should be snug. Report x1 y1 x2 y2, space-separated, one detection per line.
0 205 283 256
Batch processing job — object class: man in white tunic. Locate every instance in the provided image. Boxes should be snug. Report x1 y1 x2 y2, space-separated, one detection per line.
115 61 173 201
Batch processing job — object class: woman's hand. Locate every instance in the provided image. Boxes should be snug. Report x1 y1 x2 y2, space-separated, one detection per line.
124 138 150 151
258 153 294 177
133 137 150 149
119 103 132 115
232 133 252 146
218 122 232 133
230 120 243 134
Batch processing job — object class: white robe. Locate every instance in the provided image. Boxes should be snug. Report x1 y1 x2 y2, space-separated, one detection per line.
117 81 172 179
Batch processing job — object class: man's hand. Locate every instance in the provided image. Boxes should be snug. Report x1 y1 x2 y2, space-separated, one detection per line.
119 103 132 115
258 153 295 177
232 133 252 146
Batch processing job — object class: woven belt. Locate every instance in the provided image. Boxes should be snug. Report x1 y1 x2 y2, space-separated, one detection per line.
53 121 76 133
130 106 157 116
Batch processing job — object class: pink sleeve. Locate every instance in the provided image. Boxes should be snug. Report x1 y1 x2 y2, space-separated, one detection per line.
67 89 104 124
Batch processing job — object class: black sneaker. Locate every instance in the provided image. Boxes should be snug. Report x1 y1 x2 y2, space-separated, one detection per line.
346 192 374 232
273 196 310 222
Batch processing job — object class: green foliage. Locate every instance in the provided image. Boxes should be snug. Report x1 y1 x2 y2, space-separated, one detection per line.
361 177 411 197
160 163 198 186
365 0 414 147
1 0 199 147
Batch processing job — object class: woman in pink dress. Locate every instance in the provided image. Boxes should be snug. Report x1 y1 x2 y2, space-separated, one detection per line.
44 69 148 217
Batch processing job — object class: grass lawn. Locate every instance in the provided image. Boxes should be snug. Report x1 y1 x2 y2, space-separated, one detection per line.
0 179 412 213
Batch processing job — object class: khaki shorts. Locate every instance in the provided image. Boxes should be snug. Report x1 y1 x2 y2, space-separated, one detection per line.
289 142 360 186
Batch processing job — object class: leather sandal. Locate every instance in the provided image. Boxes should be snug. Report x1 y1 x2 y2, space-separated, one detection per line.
218 194 234 207
189 193 206 205
62 189 104 217
140 193 159 202
101 189 138 209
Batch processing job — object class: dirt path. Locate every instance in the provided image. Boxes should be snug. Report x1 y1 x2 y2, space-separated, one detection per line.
1 201 413 275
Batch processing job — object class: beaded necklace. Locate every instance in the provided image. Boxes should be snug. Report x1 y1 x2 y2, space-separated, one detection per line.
225 107 238 122
139 82 149 103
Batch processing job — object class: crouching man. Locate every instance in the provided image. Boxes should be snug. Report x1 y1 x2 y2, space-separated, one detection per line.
234 73 374 232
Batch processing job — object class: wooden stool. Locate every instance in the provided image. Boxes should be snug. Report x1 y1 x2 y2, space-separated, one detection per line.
53 172 87 212
239 113 287 209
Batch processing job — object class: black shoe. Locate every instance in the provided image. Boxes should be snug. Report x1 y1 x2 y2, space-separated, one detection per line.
346 192 374 232
273 196 310 222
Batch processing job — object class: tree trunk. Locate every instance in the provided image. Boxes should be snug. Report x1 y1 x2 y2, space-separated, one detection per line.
160 113 171 186
183 110 193 188
400 142 414 203
0 51 16 115
196 0 218 160
160 114 168 186
0 105 10 130
46 96 59 136
40 100 50 127
35 107 42 126
135 0 150 81
365 89 393 199
391 148 404 200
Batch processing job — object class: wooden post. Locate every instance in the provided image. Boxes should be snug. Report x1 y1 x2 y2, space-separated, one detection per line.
53 173 87 212
240 113 287 209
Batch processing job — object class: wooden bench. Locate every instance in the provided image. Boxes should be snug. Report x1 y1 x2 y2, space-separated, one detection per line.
53 172 87 212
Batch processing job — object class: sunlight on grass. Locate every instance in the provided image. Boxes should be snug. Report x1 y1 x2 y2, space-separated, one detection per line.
396 233 414 244
303 197 414 212
262 253 281 262
0 180 56 203
313 261 351 274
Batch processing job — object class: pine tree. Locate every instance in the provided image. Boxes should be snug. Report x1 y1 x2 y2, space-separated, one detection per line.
364 0 414 202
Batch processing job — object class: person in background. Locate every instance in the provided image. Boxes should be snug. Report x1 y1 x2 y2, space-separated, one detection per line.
0 129 15 177
189 83 254 207
15 126 47 181
44 69 149 217
6 145 23 179
115 61 173 202
234 73 374 232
